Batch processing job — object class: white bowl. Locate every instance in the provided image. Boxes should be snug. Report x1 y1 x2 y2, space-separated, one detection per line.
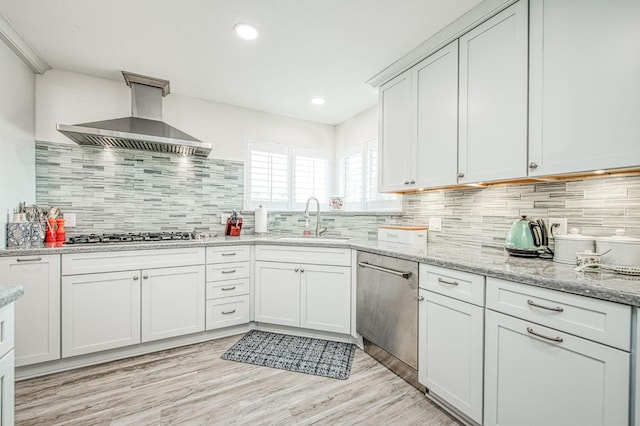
553 228 595 265
596 229 640 268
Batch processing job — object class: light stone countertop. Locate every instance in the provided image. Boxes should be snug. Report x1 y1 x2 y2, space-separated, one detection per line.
0 285 24 309
2 235 640 307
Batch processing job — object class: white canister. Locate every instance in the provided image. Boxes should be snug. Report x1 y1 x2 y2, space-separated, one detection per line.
254 205 268 235
553 228 595 265
596 229 640 268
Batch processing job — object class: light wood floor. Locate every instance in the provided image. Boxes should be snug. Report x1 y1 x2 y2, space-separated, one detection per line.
15 334 461 425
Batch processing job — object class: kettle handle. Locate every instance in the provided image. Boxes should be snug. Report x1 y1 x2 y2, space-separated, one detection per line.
530 221 542 247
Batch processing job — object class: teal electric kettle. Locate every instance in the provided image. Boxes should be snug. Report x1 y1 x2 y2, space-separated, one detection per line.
505 216 552 258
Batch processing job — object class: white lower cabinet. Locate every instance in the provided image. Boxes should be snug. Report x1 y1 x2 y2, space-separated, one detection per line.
0 255 60 366
62 271 141 357
206 295 250 330
255 257 351 334
484 309 629 426
418 265 484 424
141 265 205 342
0 303 16 425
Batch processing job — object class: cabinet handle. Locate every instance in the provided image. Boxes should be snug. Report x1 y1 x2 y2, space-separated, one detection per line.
300 268 305 273
143 275 149 279
417 296 425 301
221 269 236 274
133 276 139 280
437 277 459 286
404 180 410 185
527 299 564 313
529 162 538 169
16 257 42 262
526 327 563 343
221 286 236 291
294 268 300 272
457 172 465 179
221 309 236 315
409 179 415 184
221 252 236 256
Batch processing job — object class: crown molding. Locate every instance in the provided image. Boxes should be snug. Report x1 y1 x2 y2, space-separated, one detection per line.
366 0 518 88
0 14 50 74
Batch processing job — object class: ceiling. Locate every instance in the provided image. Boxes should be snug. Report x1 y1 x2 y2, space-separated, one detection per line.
1 0 483 125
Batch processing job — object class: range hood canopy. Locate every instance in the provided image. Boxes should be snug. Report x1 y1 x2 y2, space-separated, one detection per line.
57 72 212 157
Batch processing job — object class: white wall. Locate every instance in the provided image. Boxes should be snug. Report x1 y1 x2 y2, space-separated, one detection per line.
36 69 336 161
0 41 35 249
335 105 378 152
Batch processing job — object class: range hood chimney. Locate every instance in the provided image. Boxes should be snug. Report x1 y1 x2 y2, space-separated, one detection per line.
57 71 213 157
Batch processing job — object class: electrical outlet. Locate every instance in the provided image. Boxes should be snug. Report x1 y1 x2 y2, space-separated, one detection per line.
429 217 443 232
220 215 228 225
65 212 77 227
548 217 568 236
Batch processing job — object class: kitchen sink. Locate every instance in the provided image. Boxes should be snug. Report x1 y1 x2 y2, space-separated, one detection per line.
274 236 349 243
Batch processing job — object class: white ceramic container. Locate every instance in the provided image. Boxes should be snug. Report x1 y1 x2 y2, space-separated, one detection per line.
596 229 640 268
378 226 427 245
553 228 596 265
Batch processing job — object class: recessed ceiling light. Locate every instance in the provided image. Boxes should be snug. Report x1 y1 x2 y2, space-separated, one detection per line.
234 23 258 40
311 97 325 105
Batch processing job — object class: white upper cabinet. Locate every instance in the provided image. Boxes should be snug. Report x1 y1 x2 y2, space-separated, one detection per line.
413 40 459 188
528 0 640 176
378 70 413 192
458 0 528 184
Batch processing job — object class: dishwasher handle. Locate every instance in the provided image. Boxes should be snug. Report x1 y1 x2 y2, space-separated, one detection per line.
358 261 411 279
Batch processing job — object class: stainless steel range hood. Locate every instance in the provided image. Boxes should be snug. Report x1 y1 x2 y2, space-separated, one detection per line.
57 72 212 157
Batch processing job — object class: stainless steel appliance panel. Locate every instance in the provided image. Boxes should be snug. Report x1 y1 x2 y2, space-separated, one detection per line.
356 251 418 369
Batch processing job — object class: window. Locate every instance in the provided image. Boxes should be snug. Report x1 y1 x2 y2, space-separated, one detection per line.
245 141 330 210
337 139 402 211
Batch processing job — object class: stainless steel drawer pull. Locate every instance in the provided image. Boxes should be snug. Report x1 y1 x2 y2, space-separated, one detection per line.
527 327 563 343
221 252 236 256
221 269 236 274
221 309 236 315
527 299 564 312
417 296 425 301
358 262 411 279
437 277 459 286
16 257 42 262
221 286 236 291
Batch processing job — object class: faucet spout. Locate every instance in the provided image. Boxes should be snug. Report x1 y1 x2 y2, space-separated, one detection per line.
304 197 323 237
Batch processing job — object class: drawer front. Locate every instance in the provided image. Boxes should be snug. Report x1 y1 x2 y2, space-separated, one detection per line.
255 245 351 266
206 295 250 330
206 262 250 281
62 248 205 275
419 264 485 306
207 245 251 264
486 277 631 350
206 278 250 300
0 304 15 358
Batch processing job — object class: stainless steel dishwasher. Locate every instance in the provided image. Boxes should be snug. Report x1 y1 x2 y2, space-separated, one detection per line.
356 251 423 392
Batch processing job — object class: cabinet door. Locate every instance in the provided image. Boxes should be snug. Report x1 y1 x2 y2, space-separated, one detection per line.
0 255 61 366
458 0 528 183
378 70 413 192
0 350 15 426
141 265 205 342
484 310 629 426
528 0 640 176
300 264 351 334
254 261 300 327
413 40 459 188
418 290 483 424
62 271 141 357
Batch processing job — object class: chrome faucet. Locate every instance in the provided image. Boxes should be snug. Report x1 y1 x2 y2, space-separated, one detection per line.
304 196 327 237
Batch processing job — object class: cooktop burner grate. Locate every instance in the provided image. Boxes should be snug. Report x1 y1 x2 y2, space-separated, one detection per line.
66 232 193 245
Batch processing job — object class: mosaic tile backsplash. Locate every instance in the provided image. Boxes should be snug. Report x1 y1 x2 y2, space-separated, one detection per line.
36 141 640 249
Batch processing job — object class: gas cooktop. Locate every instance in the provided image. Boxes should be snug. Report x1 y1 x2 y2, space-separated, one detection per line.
65 232 194 245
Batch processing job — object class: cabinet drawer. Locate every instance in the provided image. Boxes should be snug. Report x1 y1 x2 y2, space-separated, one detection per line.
207 245 250 263
419 264 485 306
255 245 351 266
62 248 205 275
486 278 631 350
206 262 250 281
206 295 250 330
206 278 250 300
0 304 15 359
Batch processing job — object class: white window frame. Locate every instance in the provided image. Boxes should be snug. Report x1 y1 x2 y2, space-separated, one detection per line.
245 140 331 211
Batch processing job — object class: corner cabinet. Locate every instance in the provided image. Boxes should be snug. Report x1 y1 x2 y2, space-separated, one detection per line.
0 255 61 367
458 0 528 184
528 0 640 176
254 246 351 335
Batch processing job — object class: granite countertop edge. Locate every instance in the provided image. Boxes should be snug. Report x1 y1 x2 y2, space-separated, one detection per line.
0 285 24 309
2 236 639 307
